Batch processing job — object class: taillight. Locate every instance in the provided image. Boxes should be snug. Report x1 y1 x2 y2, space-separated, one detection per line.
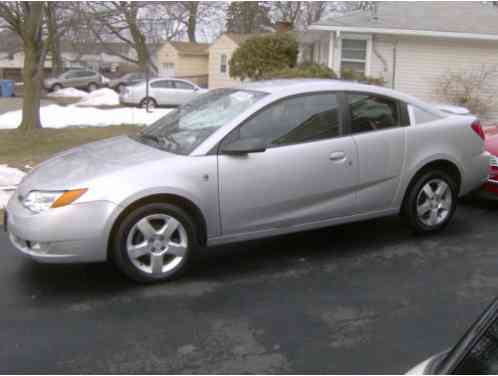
471 120 485 140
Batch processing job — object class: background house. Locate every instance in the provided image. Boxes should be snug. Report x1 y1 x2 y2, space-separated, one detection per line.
303 1 498 123
208 33 260 89
154 41 210 87
0 41 137 81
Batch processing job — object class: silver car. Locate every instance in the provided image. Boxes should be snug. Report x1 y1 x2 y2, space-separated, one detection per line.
119 77 207 108
5 80 489 283
43 69 105 92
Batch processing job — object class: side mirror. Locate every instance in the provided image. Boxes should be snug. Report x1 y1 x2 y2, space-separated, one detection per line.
220 138 267 155
436 297 498 374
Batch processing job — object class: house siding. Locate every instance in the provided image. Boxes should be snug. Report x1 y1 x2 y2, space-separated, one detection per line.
155 43 178 76
325 32 498 123
155 43 209 78
176 55 209 77
208 35 242 89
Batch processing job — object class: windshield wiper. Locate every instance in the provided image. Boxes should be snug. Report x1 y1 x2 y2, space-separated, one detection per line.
140 133 181 149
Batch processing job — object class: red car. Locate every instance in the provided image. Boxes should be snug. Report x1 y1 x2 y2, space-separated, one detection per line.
482 127 498 197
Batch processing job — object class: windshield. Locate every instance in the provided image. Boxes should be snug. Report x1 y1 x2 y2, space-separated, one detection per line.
134 88 267 155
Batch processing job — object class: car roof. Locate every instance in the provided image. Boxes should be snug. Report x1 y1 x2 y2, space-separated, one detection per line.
242 79 443 115
150 77 196 85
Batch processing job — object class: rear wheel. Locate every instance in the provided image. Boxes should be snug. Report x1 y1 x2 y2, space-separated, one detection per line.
111 203 198 283
403 170 457 234
140 97 157 109
116 83 125 93
87 82 98 92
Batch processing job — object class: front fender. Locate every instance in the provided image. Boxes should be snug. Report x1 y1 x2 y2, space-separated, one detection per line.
101 186 217 257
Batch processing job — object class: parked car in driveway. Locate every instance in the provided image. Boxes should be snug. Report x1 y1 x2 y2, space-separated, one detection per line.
477 129 498 199
43 69 106 92
119 77 207 108
109 72 150 93
408 297 498 374
4 79 489 283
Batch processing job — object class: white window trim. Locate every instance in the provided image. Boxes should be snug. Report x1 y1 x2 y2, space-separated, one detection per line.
220 53 228 77
337 33 372 77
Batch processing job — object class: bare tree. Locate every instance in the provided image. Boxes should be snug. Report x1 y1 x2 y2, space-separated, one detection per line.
82 2 159 72
271 1 302 26
177 2 200 43
225 1 273 34
0 2 49 130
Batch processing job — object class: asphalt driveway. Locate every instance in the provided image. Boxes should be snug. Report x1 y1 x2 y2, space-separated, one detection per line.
1 198 498 373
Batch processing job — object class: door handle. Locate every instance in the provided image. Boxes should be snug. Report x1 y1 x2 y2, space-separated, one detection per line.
329 151 346 162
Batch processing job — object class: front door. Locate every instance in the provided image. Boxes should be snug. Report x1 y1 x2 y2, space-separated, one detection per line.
218 92 358 236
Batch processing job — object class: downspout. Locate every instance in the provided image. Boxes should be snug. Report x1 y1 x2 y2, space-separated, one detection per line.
372 34 388 74
392 39 398 89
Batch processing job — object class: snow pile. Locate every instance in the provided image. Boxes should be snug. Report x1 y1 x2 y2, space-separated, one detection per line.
0 165 26 208
47 87 88 98
76 88 120 107
0 105 171 129
0 165 25 187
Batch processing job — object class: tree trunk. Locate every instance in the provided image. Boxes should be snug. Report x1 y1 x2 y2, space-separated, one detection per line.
19 44 42 131
187 15 196 43
47 4 63 75
51 37 63 75
186 2 198 43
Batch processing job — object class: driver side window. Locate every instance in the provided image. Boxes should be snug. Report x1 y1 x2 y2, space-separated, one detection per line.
226 93 341 148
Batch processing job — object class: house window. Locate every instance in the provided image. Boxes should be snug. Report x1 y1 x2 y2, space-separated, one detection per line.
163 63 175 71
220 54 227 74
341 39 368 76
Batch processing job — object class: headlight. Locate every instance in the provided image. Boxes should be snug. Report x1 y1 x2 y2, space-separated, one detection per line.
22 189 87 214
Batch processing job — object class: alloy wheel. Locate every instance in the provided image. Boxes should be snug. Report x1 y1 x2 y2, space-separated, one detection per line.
416 178 452 227
126 214 188 275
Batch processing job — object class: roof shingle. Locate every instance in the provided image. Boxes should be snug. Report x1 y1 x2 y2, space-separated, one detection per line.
314 2 498 36
168 41 209 55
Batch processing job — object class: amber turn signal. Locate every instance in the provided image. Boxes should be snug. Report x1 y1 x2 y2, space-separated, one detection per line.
51 189 88 208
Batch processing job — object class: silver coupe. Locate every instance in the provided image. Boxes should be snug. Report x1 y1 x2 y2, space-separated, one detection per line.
5 79 489 282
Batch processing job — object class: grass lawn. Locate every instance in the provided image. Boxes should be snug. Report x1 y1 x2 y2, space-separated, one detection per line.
0 125 140 224
0 125 140 170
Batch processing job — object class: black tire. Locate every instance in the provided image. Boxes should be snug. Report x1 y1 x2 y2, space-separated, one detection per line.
116 83 125 93
87 82 98 92
403 169 458 234
140 97 157 109
51 83 62 92
110 203 199 283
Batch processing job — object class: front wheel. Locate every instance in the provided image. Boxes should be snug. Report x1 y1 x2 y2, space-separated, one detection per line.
111 203 198 283
403 170 457 234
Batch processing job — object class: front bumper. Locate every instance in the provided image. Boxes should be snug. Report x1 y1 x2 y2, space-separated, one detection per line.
5 196 117 263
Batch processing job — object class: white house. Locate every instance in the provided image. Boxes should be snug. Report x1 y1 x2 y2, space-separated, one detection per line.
302 1 498 123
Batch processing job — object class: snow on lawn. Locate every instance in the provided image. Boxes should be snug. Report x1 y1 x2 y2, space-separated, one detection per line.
48 87 120 107
0 165 26 208
47 87 88 98
0 105 171 129
76 88 119 107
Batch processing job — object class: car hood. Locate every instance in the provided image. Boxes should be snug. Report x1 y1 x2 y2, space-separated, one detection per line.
19 136 171 191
